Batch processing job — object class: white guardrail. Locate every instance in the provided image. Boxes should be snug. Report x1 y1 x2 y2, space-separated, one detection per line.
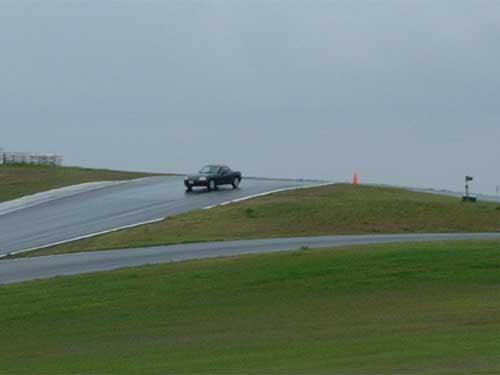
0 152 63 166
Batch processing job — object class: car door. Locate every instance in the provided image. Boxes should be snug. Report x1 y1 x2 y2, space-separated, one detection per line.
220 167 232 185
215 167 226 185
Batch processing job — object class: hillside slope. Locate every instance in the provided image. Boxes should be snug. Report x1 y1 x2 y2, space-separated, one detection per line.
35 184 500 257
3 240 500 373
0 164 157 203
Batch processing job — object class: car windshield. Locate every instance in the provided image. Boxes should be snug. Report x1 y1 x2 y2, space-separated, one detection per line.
199 166 221 174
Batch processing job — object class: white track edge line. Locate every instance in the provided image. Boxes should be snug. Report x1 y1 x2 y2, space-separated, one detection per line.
2 182 332 259
203 182 334 210
0 177 156 218
1 217 167 258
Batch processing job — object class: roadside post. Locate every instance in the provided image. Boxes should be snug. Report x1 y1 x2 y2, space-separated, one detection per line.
462 176 477 202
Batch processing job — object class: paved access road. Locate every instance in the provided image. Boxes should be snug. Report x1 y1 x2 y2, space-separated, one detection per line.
2 233 500 285
0 176 321 256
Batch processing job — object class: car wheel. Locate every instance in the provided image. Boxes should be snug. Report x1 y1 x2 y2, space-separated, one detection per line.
186 186 192 193
208 179 216 191
232 177 241 189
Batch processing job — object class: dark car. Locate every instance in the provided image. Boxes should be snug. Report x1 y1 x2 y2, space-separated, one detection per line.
184 165 242 192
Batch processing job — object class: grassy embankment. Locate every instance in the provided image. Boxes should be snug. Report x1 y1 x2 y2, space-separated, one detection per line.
33 184 500 257
0 164 157 203
2 240 500 374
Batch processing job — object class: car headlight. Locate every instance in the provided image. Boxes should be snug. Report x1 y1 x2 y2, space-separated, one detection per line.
199 176 207 181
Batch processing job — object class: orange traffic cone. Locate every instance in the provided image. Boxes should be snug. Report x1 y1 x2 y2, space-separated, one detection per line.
353 172 359 186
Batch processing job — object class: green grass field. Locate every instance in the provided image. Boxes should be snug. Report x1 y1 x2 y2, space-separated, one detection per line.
33 184 500 257
0 164 157 203
2 240 500 374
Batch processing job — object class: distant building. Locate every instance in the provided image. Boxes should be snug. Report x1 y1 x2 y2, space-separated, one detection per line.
0 150 63 166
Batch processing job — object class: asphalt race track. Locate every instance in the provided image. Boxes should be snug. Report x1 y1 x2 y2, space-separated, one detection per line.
0 176 323 257
2 233 500 284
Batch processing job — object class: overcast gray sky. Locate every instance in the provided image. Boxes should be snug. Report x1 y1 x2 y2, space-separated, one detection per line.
1 0 499 194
